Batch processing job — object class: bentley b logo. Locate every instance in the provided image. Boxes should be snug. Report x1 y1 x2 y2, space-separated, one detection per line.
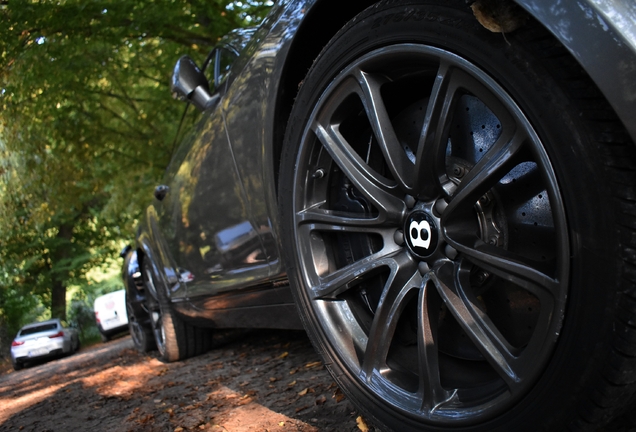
409 220 431 249
404 211 438 259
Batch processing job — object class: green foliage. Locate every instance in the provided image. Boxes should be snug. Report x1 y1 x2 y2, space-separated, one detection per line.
0 0 272 345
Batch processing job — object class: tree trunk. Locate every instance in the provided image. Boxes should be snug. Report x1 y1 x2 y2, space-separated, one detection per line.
51 280 67 320
50 223 73 320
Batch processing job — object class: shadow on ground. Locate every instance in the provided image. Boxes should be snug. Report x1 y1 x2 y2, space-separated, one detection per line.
0 329 370 432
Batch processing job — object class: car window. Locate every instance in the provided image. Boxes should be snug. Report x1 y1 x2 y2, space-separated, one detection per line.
202 47 238 92
19 323 57 336
166 104 201 177
216 48 236 87
202 48 218 92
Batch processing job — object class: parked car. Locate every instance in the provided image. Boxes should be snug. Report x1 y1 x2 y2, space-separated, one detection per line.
122 1 636 430
94 289 129 342
10 318 80 371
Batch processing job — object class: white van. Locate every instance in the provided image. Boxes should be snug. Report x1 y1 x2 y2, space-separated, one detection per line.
94 289 129 342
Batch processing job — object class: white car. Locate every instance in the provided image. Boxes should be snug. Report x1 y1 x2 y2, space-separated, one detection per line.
10 318 80 371
94 289 129 342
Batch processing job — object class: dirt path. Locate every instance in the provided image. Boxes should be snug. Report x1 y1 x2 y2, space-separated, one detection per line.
0 329 374 432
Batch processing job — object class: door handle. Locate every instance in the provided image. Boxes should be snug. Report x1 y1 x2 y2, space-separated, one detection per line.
154 185 170 201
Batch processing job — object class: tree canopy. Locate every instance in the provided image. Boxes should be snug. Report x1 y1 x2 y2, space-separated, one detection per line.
0 0 272 342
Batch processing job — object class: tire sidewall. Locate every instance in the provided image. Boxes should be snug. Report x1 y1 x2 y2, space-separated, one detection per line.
279 1 617 431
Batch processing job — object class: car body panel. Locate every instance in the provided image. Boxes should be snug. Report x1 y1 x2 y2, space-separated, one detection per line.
516 0 636 142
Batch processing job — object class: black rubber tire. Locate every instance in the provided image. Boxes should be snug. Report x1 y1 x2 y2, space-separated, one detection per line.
100 332 110 343
142 259 212 362
12 359 23 371
278 1 636 431
126 299 155 353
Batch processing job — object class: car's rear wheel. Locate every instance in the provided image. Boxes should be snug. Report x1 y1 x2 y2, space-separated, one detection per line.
279 1 636 430
12 359 23 371
141 259 212 362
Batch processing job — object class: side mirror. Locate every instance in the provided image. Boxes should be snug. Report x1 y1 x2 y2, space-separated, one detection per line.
171 56 215 111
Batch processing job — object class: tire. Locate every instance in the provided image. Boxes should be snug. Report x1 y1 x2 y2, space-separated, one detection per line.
126 299 155 353
278 1 636 431
142 258 211 362
100 332 110 343
12 359 23 371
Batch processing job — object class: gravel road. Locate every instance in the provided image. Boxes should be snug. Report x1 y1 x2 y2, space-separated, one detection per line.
0 329 372 432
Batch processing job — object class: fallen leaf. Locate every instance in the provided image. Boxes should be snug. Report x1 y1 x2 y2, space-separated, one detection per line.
279 351 289 359
175 428 184 432
333 388 345 403
296 405 309 413
356 416 369 432
289 368 298 375
154 399 162 403
298 388 309 396
269 377 277 382
288 380 297 387
305 361 322 369
315 395 327 405
279 422 286 426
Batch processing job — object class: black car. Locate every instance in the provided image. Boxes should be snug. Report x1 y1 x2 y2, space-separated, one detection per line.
122 1 636 430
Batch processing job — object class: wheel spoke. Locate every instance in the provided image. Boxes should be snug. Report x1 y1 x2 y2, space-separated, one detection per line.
444 127 527 217
445 235 558 300
417 276 456 412
414 60 457 199
355 68 416 193
361 252 420 379
297 204 390 227
307 234 405 299
313 121 406 224
432 262 523 390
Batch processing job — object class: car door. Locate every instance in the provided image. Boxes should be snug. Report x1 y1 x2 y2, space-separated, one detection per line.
153 44 271 300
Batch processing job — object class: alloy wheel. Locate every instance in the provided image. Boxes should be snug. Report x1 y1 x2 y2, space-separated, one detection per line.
291 44 569 424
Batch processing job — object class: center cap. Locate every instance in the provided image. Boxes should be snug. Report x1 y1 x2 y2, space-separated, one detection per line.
405 211 439 259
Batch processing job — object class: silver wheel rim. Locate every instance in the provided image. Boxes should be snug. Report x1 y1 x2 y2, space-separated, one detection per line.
291 44 569 424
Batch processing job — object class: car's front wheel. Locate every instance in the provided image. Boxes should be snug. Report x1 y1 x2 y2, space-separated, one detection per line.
279 1 636 430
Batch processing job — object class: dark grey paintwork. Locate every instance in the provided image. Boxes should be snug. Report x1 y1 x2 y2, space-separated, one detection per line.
516 0 636 142
132 0 636 330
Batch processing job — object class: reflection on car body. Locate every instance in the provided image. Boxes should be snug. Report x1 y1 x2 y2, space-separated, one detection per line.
122 1 636 430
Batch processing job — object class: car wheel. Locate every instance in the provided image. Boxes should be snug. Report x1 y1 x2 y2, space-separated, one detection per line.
100 332 110 343
12 359 23 371
142 259 212 362
126 299 155 353
279 1 636 430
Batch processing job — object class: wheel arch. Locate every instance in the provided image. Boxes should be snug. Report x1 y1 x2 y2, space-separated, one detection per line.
510 0 636 142
270 0 636 190
271 0 376 191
